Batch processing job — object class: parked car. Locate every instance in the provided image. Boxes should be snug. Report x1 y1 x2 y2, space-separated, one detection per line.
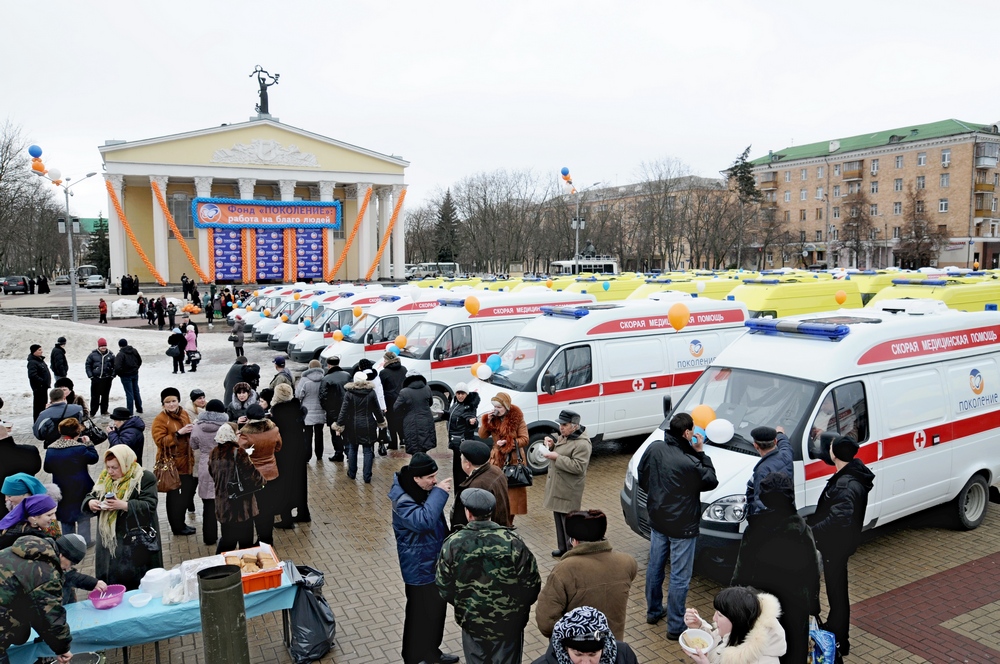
84 275 107 289
54 274 70 285
2 276 30 294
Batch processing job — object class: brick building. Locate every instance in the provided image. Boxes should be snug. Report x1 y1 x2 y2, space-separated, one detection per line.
751 119 1000 269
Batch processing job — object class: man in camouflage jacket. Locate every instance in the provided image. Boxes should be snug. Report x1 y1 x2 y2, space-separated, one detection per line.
0 535 73 663
436 487 541 664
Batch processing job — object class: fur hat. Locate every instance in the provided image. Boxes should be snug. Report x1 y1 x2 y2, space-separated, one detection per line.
246 404 267 420
565 509 607 542
490 392 512 410
54 377 74 390
460 439 492 466
272 383 293 405
160 387 181 403
557 409 581 425
461 487 496 517
454 382 469 394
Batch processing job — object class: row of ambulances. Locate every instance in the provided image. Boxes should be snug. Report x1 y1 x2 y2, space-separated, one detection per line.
620 298 1000 561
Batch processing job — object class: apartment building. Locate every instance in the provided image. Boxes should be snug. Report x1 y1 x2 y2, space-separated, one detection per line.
751 119 1000 268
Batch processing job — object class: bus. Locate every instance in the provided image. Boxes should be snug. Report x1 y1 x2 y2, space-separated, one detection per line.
408 262 461 279
549 255 619 275
76 265 100 285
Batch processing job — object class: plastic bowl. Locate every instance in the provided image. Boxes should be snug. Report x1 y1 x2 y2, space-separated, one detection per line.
128 592 152 608
89 584 126 609
679 628 713 654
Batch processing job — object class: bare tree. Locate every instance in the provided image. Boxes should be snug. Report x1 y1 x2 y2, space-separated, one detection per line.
837 190 876 268
896 183 949 269
633 159 692 270
403 201 440 264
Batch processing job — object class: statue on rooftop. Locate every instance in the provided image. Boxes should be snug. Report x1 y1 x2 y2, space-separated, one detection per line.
250 66 280 115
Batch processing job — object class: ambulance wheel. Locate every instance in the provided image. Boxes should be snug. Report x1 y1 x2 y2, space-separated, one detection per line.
526 432 554 476
430 389 449 421
312 348 324 361
954 474 989 530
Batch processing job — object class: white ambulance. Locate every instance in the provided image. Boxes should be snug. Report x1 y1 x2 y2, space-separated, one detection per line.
267 285 387 352
398 290 597 418
471 294 749 474
621 299 1000 564
251 285 372 343
228 285 299 327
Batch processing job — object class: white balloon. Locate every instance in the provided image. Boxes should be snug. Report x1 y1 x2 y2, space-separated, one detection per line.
476 364 493 380
47 168 62 181
705 418 734 444
696 281 706 293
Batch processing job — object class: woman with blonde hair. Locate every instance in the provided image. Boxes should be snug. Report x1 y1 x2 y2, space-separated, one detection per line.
478 391 529 525
83 444 161 589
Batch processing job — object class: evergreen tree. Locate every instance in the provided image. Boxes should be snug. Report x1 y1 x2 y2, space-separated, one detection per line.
436 190 460 263
85 214 111 276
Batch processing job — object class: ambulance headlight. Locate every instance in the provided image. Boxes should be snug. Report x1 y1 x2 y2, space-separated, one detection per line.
624 470 634 491
703 495 747 523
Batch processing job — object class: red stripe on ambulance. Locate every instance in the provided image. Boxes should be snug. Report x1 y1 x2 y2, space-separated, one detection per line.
399 301 440 311
857 325 1000 365
476 300 592 317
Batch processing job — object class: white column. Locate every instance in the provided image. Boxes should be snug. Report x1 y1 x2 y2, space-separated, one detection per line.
392 185 407 280
318 181 337 280
237 178 256 201
352 183 374 280
377 187 392 280
194 176 213 281
279 180 297 202
106 174 128 284
149 175 170 283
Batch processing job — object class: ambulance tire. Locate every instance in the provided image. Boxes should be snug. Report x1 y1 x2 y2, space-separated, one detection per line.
954 474 989 530
430 388 450 422
526 431 554 476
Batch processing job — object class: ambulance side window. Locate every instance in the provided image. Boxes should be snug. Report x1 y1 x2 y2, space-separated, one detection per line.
547 346 593 390
372 317 399 342
810 382 869 446
440 325 473 359
338 310 354 329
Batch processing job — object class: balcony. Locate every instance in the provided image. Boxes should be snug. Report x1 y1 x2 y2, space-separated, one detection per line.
976 156 999 169
975 207 996 219
759 174 779 190
975 182 996 193
842 162 864 181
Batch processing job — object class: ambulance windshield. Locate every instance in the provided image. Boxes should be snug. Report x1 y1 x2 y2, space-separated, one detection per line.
399 322 446 360
483 336 557 391
674 366 821 457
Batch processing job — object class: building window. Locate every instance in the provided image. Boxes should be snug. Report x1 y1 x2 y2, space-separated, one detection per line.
871 158 879 175
816 208 823 220
870 181 879 194
833 185 841 198
784 191 791 202
893 201 902 215
800 189 807 201
800 230 807 242
784 171 791 182
938 224 948 234
831 228 839 240
870 204 878 216
766 251 773 265
916 200 925 214
848 182 861 194
995 173 999 187
894 178 903 192
940 173 950 188
918 152 927 166
816 230 823 241
916 175 926 189
784 210 791 222
893 226 900 239
834 164 841 176
168 193 195 239
799 209 807 221
941 149 951 167
817 166 825 178
801 168 808 181
833 206 840 219
895 155 904 168
939 198 949 213
816 187 824 200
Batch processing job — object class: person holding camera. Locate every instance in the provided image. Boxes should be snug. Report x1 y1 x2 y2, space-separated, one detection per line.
478 392 529 525
540 410 593 558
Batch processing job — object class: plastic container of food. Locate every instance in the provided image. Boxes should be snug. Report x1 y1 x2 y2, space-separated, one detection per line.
139 568 170 598
221 543 283 594
89 584 126 610
128 592 153 608
679 628 713 654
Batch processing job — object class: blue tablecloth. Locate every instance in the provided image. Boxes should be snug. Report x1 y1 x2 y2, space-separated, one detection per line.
9 567 296 664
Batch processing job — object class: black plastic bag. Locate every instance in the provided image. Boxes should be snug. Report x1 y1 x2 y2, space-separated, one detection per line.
288 565 336 663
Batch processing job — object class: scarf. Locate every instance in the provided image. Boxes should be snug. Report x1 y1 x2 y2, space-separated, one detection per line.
550 606 618 664
92 444 144 556
0 494 57 531
1 473 47 497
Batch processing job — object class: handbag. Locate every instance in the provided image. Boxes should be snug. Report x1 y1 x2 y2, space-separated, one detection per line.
227 458 265 500
376 427 390 457
81 417 108 445
153 455 181 492
227 333 239 342
123 509 161 553
808 616 837 663
166 345 181 358
502 444 533 488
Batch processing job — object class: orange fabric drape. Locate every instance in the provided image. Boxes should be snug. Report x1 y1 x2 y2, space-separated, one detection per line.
242 229 255 284
104 179 166 285
325 186 372 282
365 188 407 281
284 228 296 282
149 180 209 283
206 229 215 282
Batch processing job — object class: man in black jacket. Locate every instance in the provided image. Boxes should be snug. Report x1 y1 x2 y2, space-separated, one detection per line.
113 339 143 415
807 435 875 663
0 425 42 518
379 351 408 450
27 344 52 420
637 411 718 639
745 425 794 521
85 337 116 417
50 337 68 382
319 356 350 461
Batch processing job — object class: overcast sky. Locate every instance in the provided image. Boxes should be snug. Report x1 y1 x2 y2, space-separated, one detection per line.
6 1 998 220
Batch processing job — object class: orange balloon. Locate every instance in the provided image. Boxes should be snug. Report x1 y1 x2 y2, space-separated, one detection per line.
353 306 363 317
465 296 480 316
245 304 253 311
546 279 554 288
333 330 344 341
31 162 45 172
263 309 271 317
281 314 288 322
293 293 301 300
668 302 690 331
395 334 407 348
691 404 716 429
470 362 483 377
51 180 62 186
835 290 847 305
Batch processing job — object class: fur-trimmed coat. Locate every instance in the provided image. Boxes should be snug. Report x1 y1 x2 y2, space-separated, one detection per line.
696 591 787 664
238 419 282 481
480 405 529 516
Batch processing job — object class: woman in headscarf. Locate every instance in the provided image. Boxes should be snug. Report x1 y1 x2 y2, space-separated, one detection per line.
532 606 639 664
1 473 62 540
209 423 264 554
479 391 529 525
151 387 196 537
83 444 161 590
237 404 281 544
43 418 99 545
0 494 59 549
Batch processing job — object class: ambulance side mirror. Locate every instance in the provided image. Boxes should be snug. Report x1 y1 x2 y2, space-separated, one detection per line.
433 347 445 361
366 333 374 345
662 396 673 418
541 373 557 395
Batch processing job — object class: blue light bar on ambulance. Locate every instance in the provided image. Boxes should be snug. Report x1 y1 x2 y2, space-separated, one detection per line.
541 306 591 319
741 279 781 285
744 319 851 340
891 279 948 286
438 298 467 307
379 294 402 302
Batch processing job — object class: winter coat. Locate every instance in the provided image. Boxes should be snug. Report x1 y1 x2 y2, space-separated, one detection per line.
480 405 530 517
320 367 350 424
379 361 408 408
27 354 51 392
541 426 593 514
351 362 387 410
638 431 719 538
107 416 146 461
184 329 198 352
0 536 71 656
535 540 638 641
208 441 261 524
238 419 282 481
227 391 259 423
167 332 187 355
223 362 245 405
336 380 385 447
808 458 875 559
435 519 541 641
82 469 162 589
447 392 481 448
295 367 326 426
451 462 511 528
189 411 230 500
0 522 56 552
43 438 99 523
270 398 308 509
269 369 294 391
85 348 116 380
0 437 42 517
49 345 68 378
745 433 795 520
231 319 245 348
388 469 449 585
114 345 142 377
151 408 194 476
695 592 787 664
532 642 639 664
394 374 437 454
32 402 83 444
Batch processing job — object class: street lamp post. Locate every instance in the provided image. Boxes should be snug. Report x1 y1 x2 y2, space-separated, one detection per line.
572 182 602 275
34 170 97 322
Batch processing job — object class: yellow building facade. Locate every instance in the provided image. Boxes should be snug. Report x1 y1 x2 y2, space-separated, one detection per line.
99 118 408 285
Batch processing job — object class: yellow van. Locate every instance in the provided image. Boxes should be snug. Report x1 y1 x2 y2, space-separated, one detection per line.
512 276 578 292
562 275 644 301
728 278 864 318
626 278 742 301
842 271 925 305
475 277 523 292
865 277 1000 311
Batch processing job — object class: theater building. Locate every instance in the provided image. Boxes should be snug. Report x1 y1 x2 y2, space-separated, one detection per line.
99 118 408 285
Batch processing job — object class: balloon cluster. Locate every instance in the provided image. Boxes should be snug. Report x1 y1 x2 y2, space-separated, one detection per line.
470 354 502 380
28 145 63 186
384 336 407 356
691 404 735 444
560 167 576 195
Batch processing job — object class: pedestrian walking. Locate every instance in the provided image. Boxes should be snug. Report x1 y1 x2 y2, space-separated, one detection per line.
238 404 281 545
389 453 459 664
379 351 408 450
184 324 200 372
114 339 143 415
98 298 108 324
479 392 529 525
208 422 262 554
334 371 386 483
270 383 309 526
638 411 718 639
745 426 794 522
535 509 638 641
167 327 187 374
446 382 480 487
231 315 245 357
151 387 196 537
394 373 436 455
189 399 229 547
85 338 115 417
533 606 640 664
541 409 593 558
451 439 510 529
43 418 99 545
28 343 52 420
295 359 327 460
436 487 541 664
49 337 68 382
320 356 350 462
807 435 875 663
683 587 787 664
106 407 145 461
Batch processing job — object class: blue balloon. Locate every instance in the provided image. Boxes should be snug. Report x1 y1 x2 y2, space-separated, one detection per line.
28 145 42 158
311 300 320 309
560 167 569 176
602 281 610 291
236 300 243 307
303 319 312 327
386 344 399 355
486 354 502 371
341 324 352 336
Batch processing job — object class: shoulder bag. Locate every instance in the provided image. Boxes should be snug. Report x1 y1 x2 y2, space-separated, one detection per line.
81 417 108 445
166 345 181 358
227 456 265 500
123 508 161 553
153 441 181 492
503 444 533 488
